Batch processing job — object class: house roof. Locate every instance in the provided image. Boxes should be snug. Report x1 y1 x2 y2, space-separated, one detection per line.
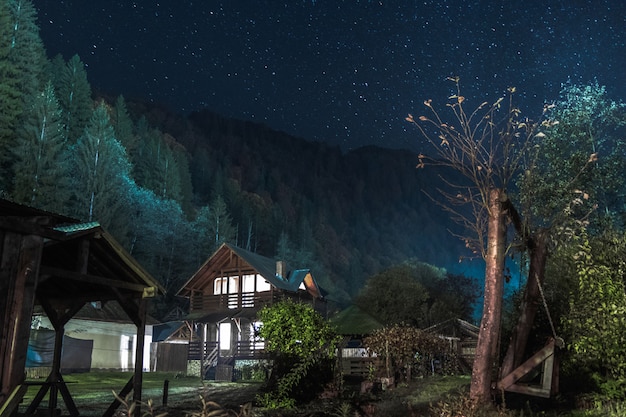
423 318 479 339
331 304 384 335
177 242 325 299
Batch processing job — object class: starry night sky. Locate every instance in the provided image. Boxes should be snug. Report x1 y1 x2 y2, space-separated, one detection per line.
36 1 626 151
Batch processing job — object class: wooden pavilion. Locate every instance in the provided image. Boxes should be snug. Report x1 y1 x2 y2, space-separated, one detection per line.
0 199 164 417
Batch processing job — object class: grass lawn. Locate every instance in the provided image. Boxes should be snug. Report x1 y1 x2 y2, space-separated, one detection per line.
20 371 260 416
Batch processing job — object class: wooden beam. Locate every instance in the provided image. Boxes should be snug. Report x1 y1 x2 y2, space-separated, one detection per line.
103 376 134 417
496 339 556 398
132 298 147 417
0 384 27 417
0 233 43 404
0 217 66 240
39 266 150 293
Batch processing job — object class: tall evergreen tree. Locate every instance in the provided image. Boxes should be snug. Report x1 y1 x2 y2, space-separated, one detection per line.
207 195 236 247
7 0 45 96
0 0 46 188
134 130 183 202
112 95 136 154
55 54 92 143
70 102 131 235
172 145 194 217
12 82 68 213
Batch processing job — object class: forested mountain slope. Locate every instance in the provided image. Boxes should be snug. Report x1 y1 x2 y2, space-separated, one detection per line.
131 102 472 303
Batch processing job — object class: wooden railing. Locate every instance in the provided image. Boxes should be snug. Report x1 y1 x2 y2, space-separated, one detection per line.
190 292 274 312
189 291 327 315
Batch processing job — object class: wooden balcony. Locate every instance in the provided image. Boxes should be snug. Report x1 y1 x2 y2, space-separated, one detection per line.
189 291 327 316
190 292 274 312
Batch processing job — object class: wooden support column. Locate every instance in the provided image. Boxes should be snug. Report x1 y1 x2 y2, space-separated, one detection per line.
132 297 147 417
0 231 43 409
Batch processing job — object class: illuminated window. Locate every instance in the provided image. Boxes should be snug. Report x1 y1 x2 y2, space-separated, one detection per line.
214 277 227 295
256 276 271 292
242 274 256 292
228 276 239 293
219 322 231 350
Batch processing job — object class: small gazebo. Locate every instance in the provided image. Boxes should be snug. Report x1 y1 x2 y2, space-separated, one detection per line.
0 199 164 417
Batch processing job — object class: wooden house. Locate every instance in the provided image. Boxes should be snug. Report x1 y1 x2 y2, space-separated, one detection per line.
177 243 326 379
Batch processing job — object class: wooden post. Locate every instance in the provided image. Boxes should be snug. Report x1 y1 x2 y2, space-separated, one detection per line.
132 297 147 417
0 232 43 405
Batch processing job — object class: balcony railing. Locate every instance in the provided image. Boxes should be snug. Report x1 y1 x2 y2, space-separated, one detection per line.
190 292 274 312
188 340 267 361
189 291 326 315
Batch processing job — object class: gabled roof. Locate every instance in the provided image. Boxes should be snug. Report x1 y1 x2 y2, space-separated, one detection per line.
331 304 384 335
0 198 165 303
423 318 479 339
39 222 165 302
177 243 325 299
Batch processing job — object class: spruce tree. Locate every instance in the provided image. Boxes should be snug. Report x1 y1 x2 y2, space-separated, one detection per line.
55 54 92 143
112 95 136 154
71 102 131 235
12 82 68 213
0 0 46 188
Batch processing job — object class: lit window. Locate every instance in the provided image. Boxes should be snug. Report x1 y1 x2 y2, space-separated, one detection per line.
256 276 271 292
213 277 227 295
219 322 231 350
242 274 256 292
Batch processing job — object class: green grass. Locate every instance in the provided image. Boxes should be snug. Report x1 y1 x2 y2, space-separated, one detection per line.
23 371 203 405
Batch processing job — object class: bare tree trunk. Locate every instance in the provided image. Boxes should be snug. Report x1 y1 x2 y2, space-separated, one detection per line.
500 230 549 377
470 188 507 404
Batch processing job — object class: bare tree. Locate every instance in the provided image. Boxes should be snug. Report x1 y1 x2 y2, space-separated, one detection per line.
407 78 536 403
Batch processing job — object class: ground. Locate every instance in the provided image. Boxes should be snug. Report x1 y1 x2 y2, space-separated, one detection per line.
24 372 569 417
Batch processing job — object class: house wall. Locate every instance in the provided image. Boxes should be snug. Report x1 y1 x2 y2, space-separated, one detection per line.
34 317 153 371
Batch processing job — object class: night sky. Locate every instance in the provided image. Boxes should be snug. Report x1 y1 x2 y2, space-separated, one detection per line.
36 1 626 151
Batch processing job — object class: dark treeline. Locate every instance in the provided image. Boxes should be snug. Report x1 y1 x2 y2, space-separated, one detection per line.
1 0 468 318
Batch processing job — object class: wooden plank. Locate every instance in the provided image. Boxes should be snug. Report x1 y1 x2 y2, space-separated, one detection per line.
0 233 43 403
496 339 555 397
39 266 149 292
0 384 27 417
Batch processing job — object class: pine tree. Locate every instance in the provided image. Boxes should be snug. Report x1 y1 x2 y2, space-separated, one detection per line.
112 95 136 154
134 130 182 202
71 102 131 233
12 82 68 213
0 0 46 188
208 195 236 247
55 54 92 143
7 0 45 97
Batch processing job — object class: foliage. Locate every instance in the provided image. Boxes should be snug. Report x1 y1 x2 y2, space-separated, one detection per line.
12 81 69 213
563 230 626 399
70 102 132 236
53 54 92 143
363 324 449 380
517 81 626 234
256 299 340 408
355 262 478 327
258 299 339 360
0 0 46 187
